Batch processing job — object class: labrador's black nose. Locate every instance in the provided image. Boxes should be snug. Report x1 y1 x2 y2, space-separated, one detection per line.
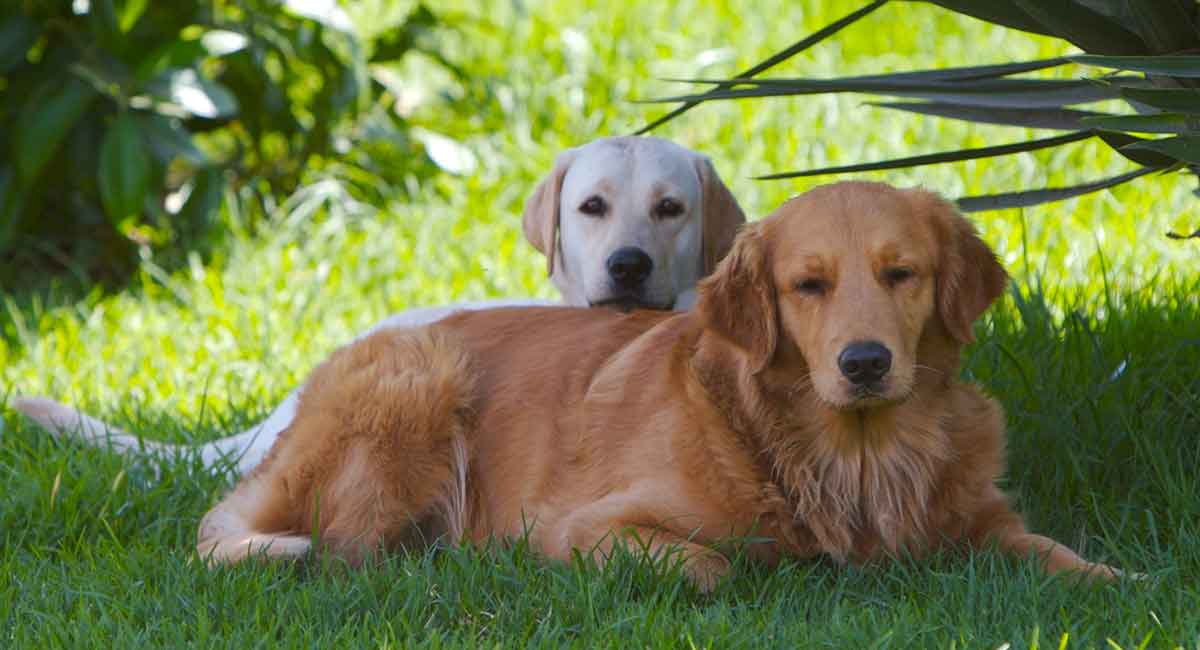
606 247 653 289
838 341 892 385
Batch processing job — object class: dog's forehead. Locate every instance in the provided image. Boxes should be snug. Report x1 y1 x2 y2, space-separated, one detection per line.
771 183 935 257
560 139 701 203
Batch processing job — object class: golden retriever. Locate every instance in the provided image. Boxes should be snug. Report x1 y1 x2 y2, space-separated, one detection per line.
13 136 745 475
197 181 1123 588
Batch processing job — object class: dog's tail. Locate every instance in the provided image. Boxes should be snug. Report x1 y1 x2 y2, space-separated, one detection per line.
9 396 274 474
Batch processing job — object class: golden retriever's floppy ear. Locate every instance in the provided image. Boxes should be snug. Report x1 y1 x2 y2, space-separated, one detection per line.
916 190 1009 344
694 156 747 276
522 149 577 276
696 222 777 372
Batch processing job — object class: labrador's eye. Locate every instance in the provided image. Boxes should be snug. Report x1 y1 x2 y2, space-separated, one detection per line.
883 267 915 287
579 196 608 217
795 277 828 296
655 197 684 218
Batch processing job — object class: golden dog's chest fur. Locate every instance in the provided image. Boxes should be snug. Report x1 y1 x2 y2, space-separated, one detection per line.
198 182 1123 588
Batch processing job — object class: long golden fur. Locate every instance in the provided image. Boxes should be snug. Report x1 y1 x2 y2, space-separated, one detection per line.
198 181 1122 588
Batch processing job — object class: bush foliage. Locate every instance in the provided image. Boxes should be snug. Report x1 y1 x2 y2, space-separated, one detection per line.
0 0 449 285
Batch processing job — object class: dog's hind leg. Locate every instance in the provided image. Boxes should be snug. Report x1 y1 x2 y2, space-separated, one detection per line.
196 326 478 566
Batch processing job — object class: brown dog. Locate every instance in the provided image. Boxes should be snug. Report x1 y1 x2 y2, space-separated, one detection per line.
197 181 1122 589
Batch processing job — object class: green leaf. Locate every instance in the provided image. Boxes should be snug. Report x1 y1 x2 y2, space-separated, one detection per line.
757 131 1095 180
1081 112 1198 134
644 77 1127 109
908 1 1057 38
1011 0 1147 55
1072 55 1200 78
370 4 438 62
1116 0 1197 55
177 167 224 225
87 0 121 49
134 30 248 82
1121 135 1200 164
0 15 39 75
1095 131 1182 167
1117 86 1200 115
673 58 1070 86
146 68 239 119
871 102 1109 130
135 113 208 166
117 0 149 33
98 112 151 224
15 78 98 187
635 0 889 134
955 166 1160 212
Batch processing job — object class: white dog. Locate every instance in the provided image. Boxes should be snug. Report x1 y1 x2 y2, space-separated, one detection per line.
12 136 746 475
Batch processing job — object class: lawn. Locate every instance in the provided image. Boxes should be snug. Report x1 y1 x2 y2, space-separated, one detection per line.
2 0 1199 647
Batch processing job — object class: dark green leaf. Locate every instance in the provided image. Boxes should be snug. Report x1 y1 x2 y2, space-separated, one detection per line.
87 0 121 49
871 102 1110 130
1082 112 1198 134
956 166 1160 212
1011 0 1147 55
1096 131 1183 166
0 15 39 75
134 31 249 83
371 4 438 62
1117 86 1200 114
177 167 224 225
673 58 1070 86
1072 55 1200 77
757 131 1095 180
98 112 151 224
135 113 208 166
645 77 1126 108
1117 0 1197 54
635 0 889 134
1122 135 1200 164
15 78 98 186
908 1 1056 37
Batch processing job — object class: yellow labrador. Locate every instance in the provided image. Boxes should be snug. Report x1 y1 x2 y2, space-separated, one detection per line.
13 136 745 475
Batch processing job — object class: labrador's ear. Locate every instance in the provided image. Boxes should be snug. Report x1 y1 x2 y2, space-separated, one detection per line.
914 189 1009 344
694 156 747 276
696 222 777 373
522 149 577 276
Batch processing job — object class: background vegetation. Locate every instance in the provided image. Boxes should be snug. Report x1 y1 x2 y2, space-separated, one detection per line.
1 1 1197 647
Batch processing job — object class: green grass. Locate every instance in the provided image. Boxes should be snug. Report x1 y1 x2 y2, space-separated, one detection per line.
2 0 1199 647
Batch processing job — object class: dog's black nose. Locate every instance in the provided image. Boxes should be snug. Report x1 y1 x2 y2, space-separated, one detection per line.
606 247 653 289
838 341 892 385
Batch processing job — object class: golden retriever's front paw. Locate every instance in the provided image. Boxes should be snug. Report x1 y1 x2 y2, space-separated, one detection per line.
682 550 731 593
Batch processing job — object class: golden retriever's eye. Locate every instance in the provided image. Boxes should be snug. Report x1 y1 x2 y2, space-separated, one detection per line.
795 278 828 296
655 197 685 218
883 266 916 287
579 196 608 217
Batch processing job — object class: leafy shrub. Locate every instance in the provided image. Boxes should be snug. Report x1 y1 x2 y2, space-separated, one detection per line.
0 0 450 285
